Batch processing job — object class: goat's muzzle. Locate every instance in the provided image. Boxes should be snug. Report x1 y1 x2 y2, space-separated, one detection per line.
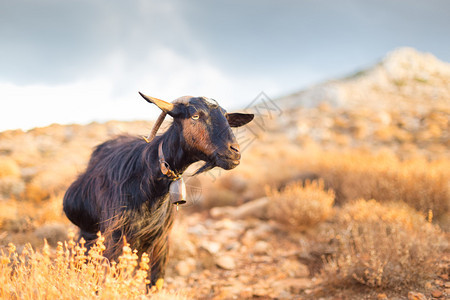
214 144 241 170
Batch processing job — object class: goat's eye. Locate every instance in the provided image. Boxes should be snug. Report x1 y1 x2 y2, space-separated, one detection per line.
191 114 200 120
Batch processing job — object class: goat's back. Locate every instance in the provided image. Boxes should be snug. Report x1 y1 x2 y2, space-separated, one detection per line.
63 135 152 235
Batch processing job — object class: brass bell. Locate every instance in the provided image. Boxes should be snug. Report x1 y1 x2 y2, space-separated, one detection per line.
169 178 187 207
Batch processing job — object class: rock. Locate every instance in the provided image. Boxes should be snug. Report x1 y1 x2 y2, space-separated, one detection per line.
271 278 312 295
241 229 257 246
219 175 248 193
210 206 233 218
186 223 207 235
253 240 271 255
239 287 253 298
171 239 197 258
215 255 236 270
175 258 196 276
200 241 221 254
439 273 448 280
198 248 215 269
251 222 274 239
213 218 245 230
281 258 310 278
408 291 427 300
377 293 388 300
232 197 269 219
431 290 443 298
241 223 274 247
435 279 444 286
210 197 269 220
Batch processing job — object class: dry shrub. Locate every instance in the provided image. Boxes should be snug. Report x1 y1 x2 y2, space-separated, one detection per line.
267 179 335 230
0 231 187 299
22 161 78 203
0 157 25 200
0 157 20 178
0 177 25 200
0 200 18 231
321 199 446 290
315 150 450 219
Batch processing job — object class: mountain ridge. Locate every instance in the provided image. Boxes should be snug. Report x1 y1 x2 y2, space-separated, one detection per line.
277 47 450 111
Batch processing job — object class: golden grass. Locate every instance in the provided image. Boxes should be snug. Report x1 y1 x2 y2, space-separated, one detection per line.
267 179 335 230
0 230 187 299
0 157 21 178
320 199 446 290
314 151 450 219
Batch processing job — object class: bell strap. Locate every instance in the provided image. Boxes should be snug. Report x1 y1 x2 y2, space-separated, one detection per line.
158 141 181 180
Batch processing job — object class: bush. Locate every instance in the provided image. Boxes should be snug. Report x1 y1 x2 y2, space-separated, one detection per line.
321 199 446 290
267 179 335 230
315 151 450 219
0 157 20 178
0 231 187 299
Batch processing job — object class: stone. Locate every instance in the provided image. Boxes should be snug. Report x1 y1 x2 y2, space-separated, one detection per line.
408 291 427 300
253 240 271 255
424 281 433 290
210 206 234 218
431 290 443 298
232 197 269 219
280 258 310 278
377 293 388 300
187 223 207 235
198 248 215 269
200 241 221 254
215 255 236 270
175 257 196 276
210 197 269 220
271 278 312 295
439 273 448 280
239 287 253 298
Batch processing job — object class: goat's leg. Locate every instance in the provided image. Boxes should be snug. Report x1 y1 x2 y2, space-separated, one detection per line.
148 235 170 290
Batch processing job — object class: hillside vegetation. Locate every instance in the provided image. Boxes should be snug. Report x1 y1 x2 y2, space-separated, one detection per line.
0 48 449 299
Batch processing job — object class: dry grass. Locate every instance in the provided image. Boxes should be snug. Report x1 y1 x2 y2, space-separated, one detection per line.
320 199 447 291
267 179 335 230
314 151 450 220
0 230 187 299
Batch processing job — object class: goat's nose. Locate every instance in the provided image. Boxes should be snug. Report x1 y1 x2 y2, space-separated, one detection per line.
229 143 240 154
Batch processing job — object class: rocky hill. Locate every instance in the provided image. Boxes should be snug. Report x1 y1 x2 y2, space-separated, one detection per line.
277 47 450 111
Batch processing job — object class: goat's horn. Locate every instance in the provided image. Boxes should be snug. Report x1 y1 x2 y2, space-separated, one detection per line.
139 92 174 112
143 112 167 143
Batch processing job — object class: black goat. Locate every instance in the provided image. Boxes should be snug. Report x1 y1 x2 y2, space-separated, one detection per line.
63 93 254 289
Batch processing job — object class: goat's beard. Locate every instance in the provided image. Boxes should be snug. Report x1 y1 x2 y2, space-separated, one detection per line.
192 161 215 176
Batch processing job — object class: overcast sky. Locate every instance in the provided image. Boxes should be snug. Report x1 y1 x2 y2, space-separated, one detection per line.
1 0 449 131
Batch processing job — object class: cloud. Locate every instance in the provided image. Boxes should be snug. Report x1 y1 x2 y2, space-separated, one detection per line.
0 45 281 131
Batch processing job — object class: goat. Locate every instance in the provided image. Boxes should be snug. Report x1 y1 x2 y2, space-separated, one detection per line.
62 93 254 289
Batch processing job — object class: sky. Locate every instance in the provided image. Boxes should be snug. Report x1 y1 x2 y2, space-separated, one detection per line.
1 0 449 131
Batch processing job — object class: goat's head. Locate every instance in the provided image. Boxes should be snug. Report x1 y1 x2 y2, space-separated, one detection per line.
139 92 254 173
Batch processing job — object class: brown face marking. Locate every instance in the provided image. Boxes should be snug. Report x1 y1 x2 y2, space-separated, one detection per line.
182 116 216 156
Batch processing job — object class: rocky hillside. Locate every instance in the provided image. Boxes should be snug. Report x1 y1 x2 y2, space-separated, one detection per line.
278 47 450 111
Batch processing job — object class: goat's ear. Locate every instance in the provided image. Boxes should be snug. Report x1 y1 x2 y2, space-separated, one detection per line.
139 92 174 113
226 113 254 127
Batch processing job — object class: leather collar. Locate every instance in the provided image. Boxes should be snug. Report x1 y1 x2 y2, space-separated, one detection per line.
158 141 181 180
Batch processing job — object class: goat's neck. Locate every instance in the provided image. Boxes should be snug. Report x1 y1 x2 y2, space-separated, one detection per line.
158 129 198 176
